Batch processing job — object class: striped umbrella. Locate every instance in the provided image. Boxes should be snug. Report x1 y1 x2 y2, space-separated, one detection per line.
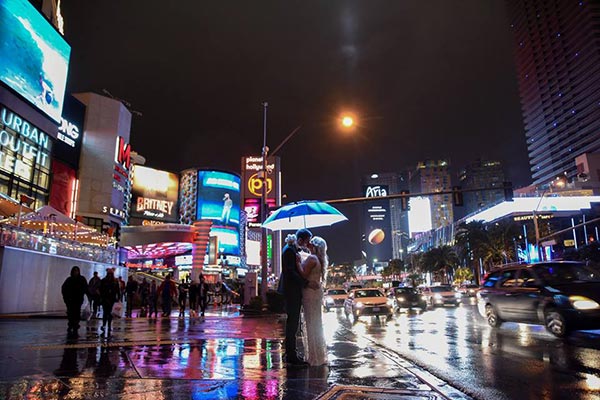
261 200 348 231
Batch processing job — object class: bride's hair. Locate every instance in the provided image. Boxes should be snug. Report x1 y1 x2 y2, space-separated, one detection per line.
309 236 328 280
285 234 297 246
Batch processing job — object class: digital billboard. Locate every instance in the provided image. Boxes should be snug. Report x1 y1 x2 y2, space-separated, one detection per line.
0 0 71 122
131 166 179 222
197 170 241 256
363 185 393 262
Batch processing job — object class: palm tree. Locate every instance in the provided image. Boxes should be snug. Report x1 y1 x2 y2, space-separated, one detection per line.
422 245 459 284
382 258 404 281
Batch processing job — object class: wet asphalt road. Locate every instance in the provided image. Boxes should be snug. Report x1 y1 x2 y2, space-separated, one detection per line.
1 300 599 399
0 306 459 400
339 297 600 400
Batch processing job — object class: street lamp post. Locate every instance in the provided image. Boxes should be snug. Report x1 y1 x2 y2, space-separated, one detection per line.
260 102 269 304
258 107 356 304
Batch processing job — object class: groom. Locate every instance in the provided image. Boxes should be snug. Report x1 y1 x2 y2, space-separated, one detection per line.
281 228 313 366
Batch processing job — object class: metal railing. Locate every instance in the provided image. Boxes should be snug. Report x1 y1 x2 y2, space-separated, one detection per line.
0 224 118 264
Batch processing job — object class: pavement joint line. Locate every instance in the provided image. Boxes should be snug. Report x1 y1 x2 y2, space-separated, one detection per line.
123 349 143 379
23 339 206 350
339 325 472 400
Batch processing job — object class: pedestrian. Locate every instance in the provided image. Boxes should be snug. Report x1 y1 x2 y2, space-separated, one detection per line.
125 276 138 317
118 276 126 302
158 274 177 317
189 278 199 317
61 266 88 335
139 278 149 317
148 280 158 318
199 274 209 317
178 279 189 318
100 268 120 335
88 271 101 318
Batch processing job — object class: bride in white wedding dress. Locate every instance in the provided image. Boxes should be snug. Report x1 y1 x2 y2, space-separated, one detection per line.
297 236 328 367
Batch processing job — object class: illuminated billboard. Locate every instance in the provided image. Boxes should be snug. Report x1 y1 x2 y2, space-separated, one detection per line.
363 185 393 262
197 170 241 256
0 0 71 122
408 197 432 236
131 166 179 222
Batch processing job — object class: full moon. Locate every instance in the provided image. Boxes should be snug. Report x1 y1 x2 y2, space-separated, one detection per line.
368 229 385 245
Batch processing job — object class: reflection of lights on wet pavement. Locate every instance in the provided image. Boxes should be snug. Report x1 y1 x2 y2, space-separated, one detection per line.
584 373 600 390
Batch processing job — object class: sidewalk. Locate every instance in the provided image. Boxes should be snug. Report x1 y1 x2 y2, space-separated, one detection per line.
0 306 470 399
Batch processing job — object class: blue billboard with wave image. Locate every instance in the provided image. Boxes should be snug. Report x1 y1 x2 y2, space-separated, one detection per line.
197 170 241 256
0 0 71 122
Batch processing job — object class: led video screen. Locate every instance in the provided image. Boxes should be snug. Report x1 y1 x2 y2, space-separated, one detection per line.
197 170 241 256
131 166 179 222
0 0 71 122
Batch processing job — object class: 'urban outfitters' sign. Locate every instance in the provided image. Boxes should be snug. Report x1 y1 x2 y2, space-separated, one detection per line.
0 107 52 180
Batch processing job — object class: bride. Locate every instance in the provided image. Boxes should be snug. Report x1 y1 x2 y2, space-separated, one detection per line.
297 236 328 366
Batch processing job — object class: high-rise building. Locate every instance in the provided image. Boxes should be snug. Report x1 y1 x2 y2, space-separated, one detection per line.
363 172 410 260
410 160 453 230
458 159 506 218
507 0 600 185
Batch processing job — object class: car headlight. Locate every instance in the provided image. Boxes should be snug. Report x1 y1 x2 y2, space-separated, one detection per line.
421 295 427 300
455 293 462 299
355 302 364 308
569 296 600 310
387 299 394 306
325 297 334 304
434 294 443 299
397 296 405 302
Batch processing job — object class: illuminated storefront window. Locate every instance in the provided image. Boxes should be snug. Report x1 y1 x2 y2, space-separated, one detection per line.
0 107 53 209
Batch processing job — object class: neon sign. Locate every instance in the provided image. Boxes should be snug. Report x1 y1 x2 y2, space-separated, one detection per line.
114 136 131 170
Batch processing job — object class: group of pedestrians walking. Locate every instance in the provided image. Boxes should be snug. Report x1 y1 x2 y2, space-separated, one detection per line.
61 267 217 337
61 266 121 336
160 274 210 318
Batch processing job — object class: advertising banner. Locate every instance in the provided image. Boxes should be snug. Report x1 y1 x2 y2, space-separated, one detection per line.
0 0 71 122
131 165 179 222
197 170 241 256
363 185 393 262
53 94 84 168
49 159 76 216
241 156 280 200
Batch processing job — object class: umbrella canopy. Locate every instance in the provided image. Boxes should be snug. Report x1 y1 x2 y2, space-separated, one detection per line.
262 200 348 231
0 193 33 217
7 205 96 235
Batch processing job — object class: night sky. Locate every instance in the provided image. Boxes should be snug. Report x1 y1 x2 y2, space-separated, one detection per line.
62 1 530 263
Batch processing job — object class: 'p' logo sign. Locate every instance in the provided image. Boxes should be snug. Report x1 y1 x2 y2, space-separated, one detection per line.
248 173 273 196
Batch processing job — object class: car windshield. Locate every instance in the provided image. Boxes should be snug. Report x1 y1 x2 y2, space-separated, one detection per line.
430 286 453 293
327 289 346 295
355 290 383 298
533 263 600 285
395 288 417 295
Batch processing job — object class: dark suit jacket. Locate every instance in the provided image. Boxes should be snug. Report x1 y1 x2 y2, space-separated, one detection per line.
281 244 307 300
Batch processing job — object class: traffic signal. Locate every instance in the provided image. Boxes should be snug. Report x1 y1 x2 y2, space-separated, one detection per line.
503 182 514 202
400 190 410 211
452 186 463 207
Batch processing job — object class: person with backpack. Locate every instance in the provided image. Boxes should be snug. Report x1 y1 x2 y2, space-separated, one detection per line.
99 268 120 336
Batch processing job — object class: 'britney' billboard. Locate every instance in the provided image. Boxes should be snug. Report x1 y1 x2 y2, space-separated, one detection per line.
196 170 241 256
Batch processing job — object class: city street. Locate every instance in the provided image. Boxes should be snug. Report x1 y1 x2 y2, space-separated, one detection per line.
0 306 465 400
340 298 600 400
1 302 599 399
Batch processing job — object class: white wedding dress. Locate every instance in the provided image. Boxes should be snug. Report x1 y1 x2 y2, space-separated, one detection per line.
301 256 328 366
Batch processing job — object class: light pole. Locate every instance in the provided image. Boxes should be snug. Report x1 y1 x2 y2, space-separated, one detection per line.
260 102 269 304
258 108 356 304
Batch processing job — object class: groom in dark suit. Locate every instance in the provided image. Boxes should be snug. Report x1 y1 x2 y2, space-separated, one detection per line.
281 228 313 366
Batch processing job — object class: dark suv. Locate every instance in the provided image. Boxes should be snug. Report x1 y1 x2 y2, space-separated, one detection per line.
477 261 600 337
